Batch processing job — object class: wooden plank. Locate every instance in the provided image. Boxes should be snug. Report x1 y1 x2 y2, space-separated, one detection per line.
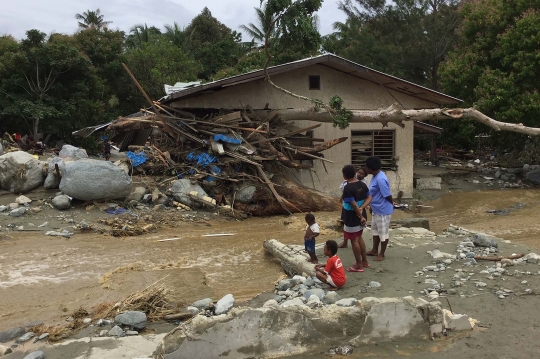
257 167 291 215
283 146 333 163
215 111 242 123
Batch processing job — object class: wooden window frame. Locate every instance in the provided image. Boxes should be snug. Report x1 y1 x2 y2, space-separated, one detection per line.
351 130 397 170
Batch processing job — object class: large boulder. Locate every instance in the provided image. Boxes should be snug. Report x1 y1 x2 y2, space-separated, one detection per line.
59 145 88 159
0 151 45 193
44 157 65 189
114 311 147 329
171 179 208 207
59 159 132 201
525 169 540 185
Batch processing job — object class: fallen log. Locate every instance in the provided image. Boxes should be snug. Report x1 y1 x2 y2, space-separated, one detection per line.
233 174 341 216
474 253 524 261
256 104 540 136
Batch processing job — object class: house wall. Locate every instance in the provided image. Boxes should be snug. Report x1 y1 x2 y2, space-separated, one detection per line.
170 64 439 110
170 64 440 198
292 120 414 198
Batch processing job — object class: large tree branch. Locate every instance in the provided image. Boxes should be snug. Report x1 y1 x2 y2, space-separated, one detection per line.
257 104 540 136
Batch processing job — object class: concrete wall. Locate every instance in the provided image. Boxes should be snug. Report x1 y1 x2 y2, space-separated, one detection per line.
171 64 441 198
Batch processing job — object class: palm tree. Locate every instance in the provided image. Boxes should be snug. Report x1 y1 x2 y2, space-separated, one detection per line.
240 2 279 45
75 9 112 30
164 22 194 50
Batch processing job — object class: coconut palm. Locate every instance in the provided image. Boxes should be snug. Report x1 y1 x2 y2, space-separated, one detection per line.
75 9 112 29
240 2 279 45
164 22 194 50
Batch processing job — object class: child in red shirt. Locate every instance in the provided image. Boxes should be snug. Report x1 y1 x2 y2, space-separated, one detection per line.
315 240 346 290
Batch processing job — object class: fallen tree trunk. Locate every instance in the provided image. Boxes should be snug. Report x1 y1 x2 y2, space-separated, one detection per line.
256 104 540 136
233 174 340 216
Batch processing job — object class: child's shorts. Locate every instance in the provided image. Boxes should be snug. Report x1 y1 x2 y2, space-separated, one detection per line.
304 237 316 253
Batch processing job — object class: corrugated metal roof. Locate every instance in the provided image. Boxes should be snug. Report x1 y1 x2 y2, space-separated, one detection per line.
72 122 112 138
414 121 443 134
161 53 462 106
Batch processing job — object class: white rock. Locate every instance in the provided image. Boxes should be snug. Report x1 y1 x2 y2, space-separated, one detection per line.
475 282 487 287
15 195 32 205
59 145 88 159
214 294 235 315
443 309 474 331
369 281 381 288
0 151 45 193
523 253 540 264
335 298 358 307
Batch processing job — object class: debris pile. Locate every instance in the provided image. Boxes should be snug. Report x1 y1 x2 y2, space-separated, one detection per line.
106 106 345 216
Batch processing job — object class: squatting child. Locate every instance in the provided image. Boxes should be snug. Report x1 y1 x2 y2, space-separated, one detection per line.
304 213 320 264
315 240 346 290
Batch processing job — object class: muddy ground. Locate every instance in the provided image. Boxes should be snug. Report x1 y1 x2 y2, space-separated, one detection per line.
1 165 540 358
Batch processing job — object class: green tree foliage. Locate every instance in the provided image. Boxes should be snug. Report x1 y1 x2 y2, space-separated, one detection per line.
125 24 163 49
264 0 323 64
184 7 246 80
240 2 280 45
164 22 194 50
440 0 540 149
124 40 202 104
0 30 101 138
75 8 112 30
325 0 461 89
74 28 129 116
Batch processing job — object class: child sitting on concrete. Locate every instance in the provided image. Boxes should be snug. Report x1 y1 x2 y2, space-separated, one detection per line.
315 240 346 290
304 213 320 264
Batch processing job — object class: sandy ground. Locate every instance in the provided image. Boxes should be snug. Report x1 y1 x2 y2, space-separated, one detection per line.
2 164 540 358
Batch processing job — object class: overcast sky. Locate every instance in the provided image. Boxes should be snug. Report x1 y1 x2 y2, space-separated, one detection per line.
0 0 346 40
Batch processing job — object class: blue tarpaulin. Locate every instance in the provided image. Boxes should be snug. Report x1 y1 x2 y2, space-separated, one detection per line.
187 152 216 166
214 134 242 145
126 151 148 167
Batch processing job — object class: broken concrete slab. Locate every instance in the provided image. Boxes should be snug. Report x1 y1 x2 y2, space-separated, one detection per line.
263 239 315 277
356 297 425 343
158 296 461 359
443 309 475 331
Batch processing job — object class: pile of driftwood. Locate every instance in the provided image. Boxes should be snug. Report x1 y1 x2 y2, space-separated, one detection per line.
107 103 344 216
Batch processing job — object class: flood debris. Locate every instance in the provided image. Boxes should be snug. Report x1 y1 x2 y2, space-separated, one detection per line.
103 98 345 215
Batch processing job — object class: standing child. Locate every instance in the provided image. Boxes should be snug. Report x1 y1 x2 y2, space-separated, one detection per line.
339 167 369 248
315 240 346 290
304 213 320 264
103 138 111 161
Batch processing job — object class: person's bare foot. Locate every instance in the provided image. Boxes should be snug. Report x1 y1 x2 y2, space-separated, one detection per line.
374 255 385 261
338 242 348 248
327 286 338 291
362 261 370 267
366 251 378 256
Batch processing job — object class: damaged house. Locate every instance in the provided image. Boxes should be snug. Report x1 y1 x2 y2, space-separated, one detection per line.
161 54 461 198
